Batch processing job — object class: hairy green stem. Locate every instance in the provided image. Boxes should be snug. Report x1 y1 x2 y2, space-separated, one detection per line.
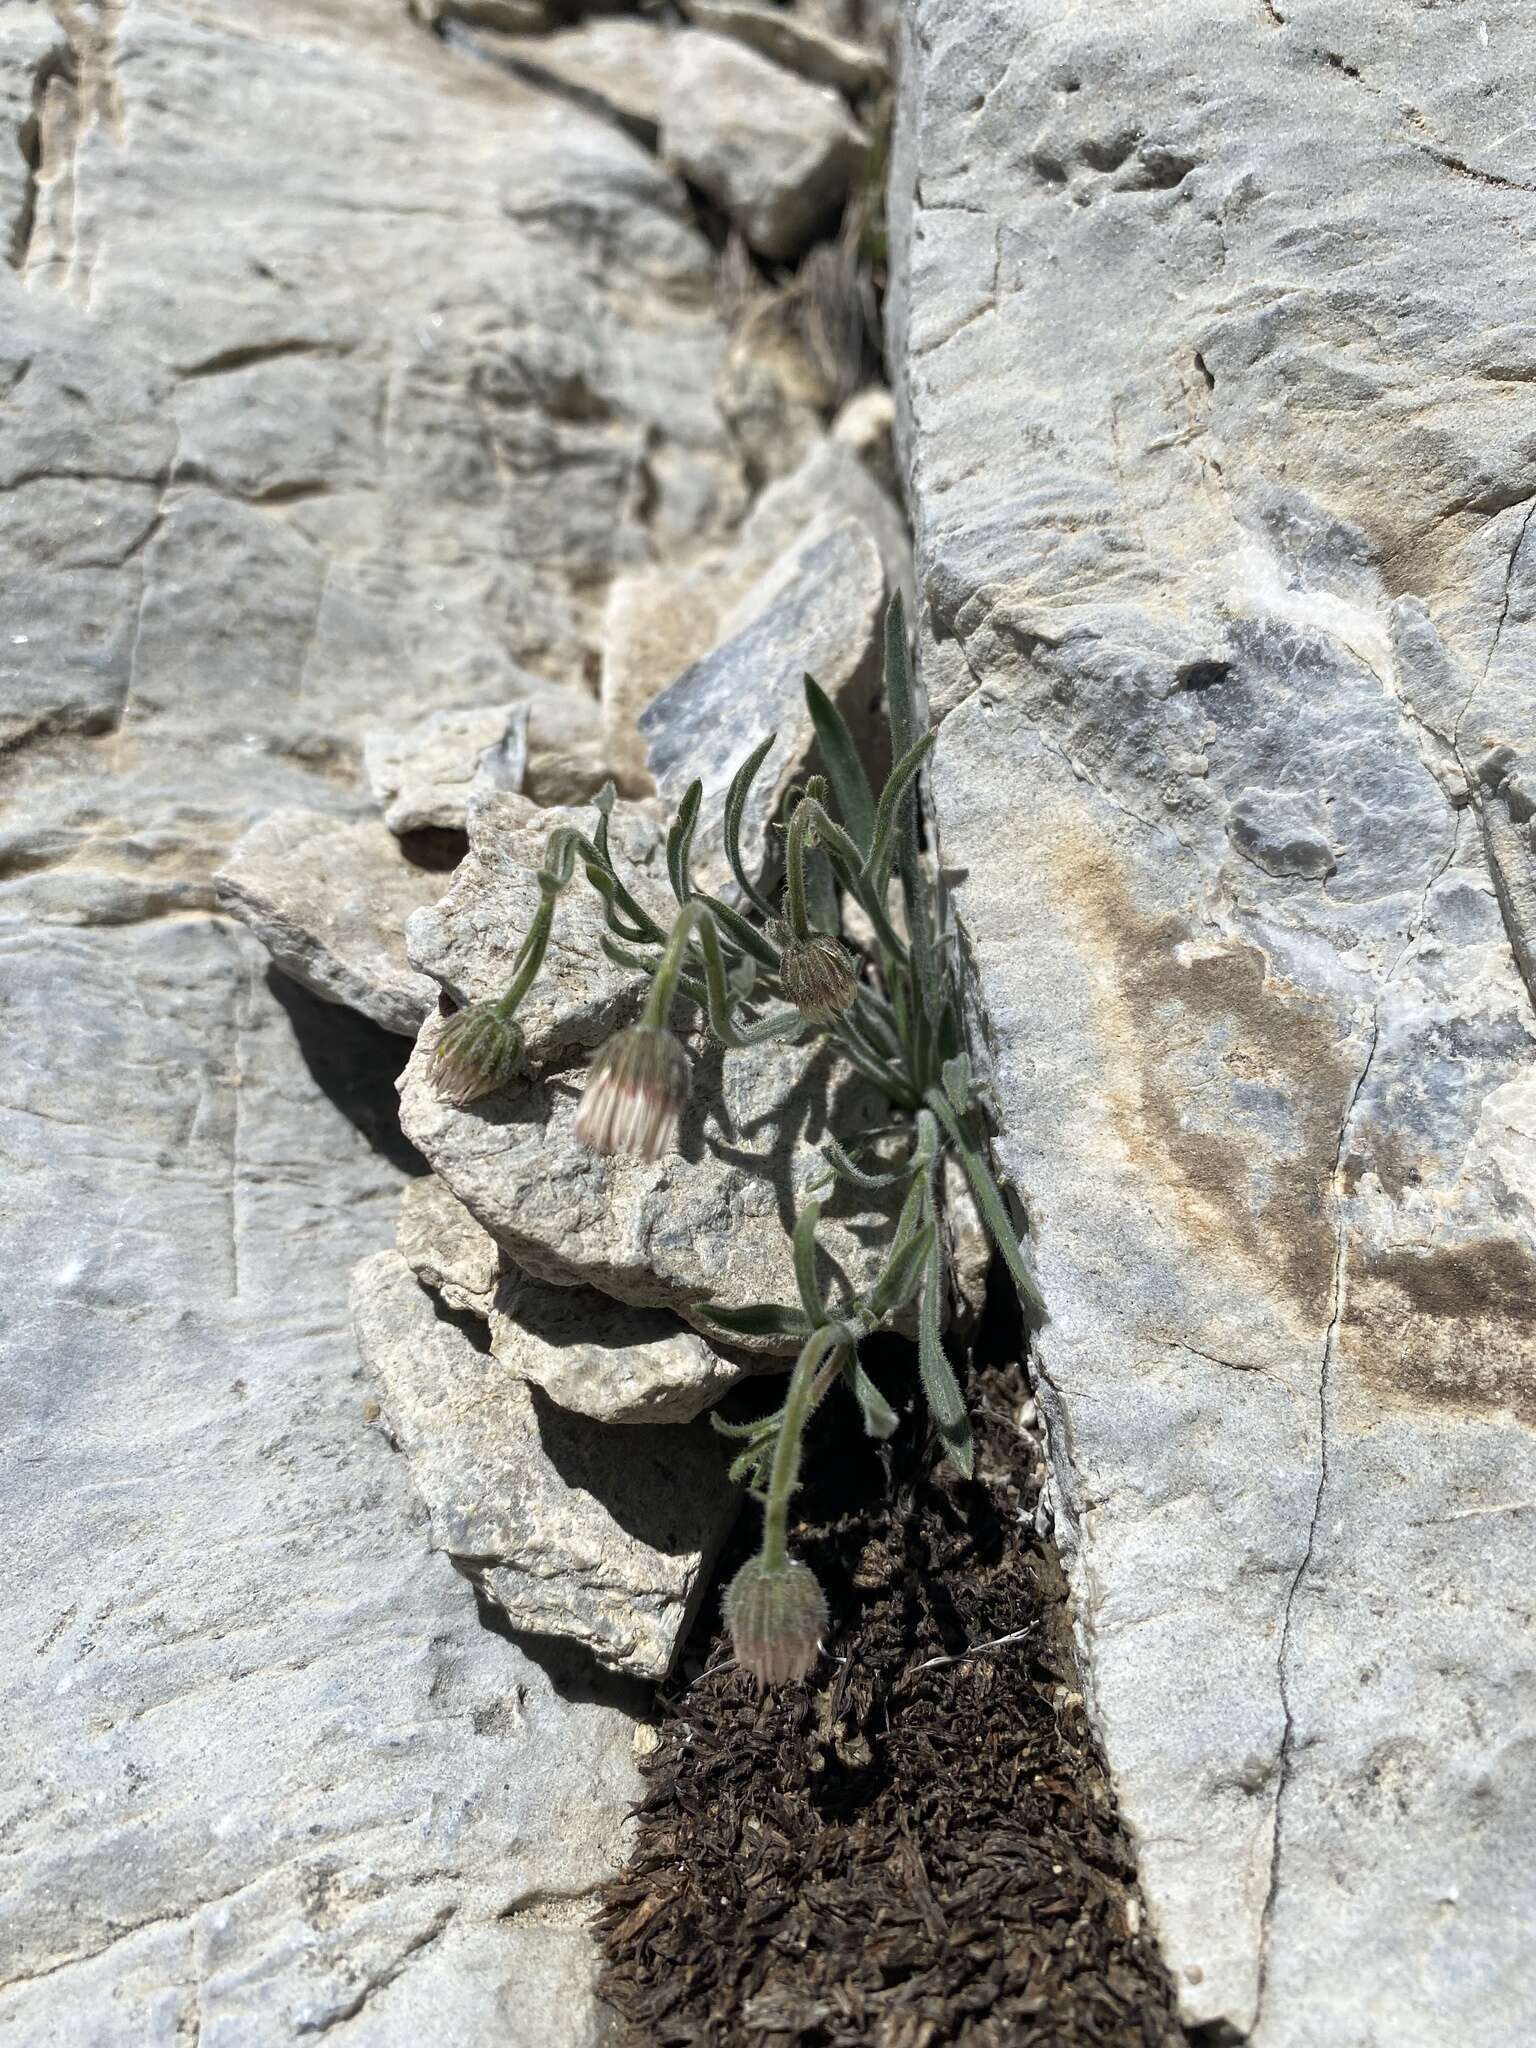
761 1323 844 1570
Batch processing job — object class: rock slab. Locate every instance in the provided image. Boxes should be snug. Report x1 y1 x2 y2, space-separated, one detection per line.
352 1251 739 1677
894 5 1536 2043
215 807 442 1036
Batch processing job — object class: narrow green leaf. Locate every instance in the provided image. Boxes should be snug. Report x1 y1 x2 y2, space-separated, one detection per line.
942 1052 973 1114
710 1406 785 1441
821 1133 918 1192
865 730 934 892
701 893 782 968
792 1200 826 1326
665 779 702 906
920 1236 974 1477
805 673 877 852
867 1221 935 1321
724 733 778 917
843 1352 899 1439
693 1301 813 1340
804 844 841 935
591 781 617 868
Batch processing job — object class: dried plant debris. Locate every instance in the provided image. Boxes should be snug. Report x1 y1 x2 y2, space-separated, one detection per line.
597 1365 1185 2047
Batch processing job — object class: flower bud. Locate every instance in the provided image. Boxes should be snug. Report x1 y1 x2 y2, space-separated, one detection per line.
778 931 858 1018
431 1002 524 1106
574 1025 690 1161
724 1553 828 1689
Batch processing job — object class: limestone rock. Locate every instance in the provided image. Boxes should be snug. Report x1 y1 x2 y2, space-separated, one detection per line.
639 514 884 892
832 385 897 492
215 807 442 1035
602 440 905 796
351 1251 739 1677
895 5 1536 2041
365 703 529 837
493 1267 756 1424
661 33 867 261
405 785 672 1067
715 332 827 487
397 1173 503 1319
398 1015 908 1353
681 0 885 97
1 1 758 2032
468 19 672 143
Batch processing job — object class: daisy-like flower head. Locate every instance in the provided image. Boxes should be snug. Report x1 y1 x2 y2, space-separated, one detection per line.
724 1552 829 1689
573 1025 690 1161
431 1002 524 1107
778 929 859 1018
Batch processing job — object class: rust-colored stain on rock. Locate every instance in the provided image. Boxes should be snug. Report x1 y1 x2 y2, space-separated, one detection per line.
1345 1237 1536 1430
1057 841 1353 1325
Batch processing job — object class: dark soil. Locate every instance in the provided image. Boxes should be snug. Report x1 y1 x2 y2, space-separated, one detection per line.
595 1320 1186 2048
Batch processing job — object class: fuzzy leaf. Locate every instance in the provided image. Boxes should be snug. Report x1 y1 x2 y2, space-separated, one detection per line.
843 1353 899 1439
805 673 876 852
920 1236 974 1477
694 1301 814 1340
724 733 778 916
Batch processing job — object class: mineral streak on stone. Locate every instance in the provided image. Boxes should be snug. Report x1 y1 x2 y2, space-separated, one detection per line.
492 1267 755 1426
214 807 442 1036
405 785 673 1068
894 5 1536 2043
661 32 867 261
351 1251 739 1677
365 702 529 837
639 513 884 892
398 1014 907 1354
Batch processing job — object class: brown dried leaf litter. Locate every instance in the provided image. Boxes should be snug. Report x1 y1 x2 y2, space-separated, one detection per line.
596 1356 1185 2047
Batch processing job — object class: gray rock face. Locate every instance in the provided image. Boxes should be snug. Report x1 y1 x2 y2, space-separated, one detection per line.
365 704 529 837
215 808 442 1035
398 1014 906 1353
352 1251 739 1678
469 18 673 143
661 32 866 260
0 0 769 2036
640 513 884 891
492 1266 755 1425
894 5 1536 2043
603 439 907 798
680 0 885 97
397 1172 504 1319
405 785 673 1068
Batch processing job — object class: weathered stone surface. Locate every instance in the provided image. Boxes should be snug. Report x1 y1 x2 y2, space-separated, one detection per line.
894 5 1536 2042
215 807 441 1036
0 918 643 2048
603 440 905 796
640 513 884 890
661 33 866 261
399 1014 906 1353
0 0 767 2034
469 18 672 142
832 384 899 492
493 1266 756 1424
405 785 672 1066
398 1172 503 1319
681 0 885 96
352 1251 739 1676
365 703 529 837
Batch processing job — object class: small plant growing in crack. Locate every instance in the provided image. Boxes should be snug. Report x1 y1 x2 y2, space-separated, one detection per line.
430 595 1043 1686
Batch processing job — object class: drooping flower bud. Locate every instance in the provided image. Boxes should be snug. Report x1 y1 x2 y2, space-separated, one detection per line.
778 930 859 1018
574 1025 691 1161
431 1002 524 1106
724 1552 828 1689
